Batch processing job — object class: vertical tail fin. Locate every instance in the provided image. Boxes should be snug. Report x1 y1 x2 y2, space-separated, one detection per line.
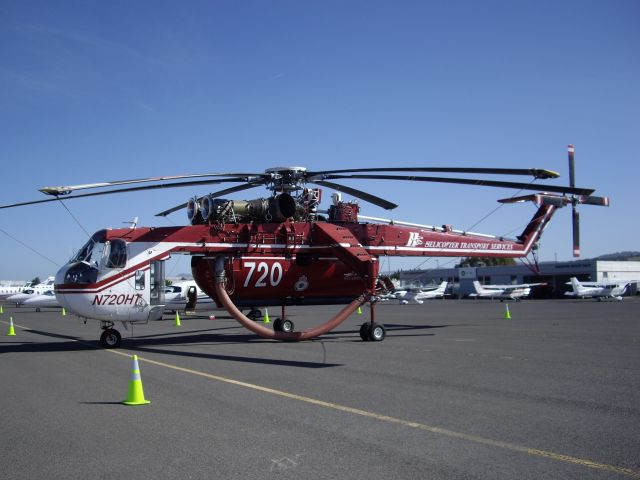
570 277 582 293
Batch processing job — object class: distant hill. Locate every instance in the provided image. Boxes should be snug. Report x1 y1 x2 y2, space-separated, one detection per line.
592 251 640 261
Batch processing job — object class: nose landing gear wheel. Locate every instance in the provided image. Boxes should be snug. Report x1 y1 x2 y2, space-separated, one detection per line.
100 328 122 348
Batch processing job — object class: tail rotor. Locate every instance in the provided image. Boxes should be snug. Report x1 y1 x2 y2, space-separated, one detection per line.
567 144 609 257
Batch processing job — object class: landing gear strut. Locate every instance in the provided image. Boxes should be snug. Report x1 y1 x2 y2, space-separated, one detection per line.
99 321 122 348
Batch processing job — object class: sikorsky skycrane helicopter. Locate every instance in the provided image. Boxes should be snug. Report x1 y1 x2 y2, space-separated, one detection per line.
1 145 608 348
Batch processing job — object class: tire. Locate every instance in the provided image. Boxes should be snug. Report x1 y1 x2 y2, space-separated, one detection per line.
273 318 283 331
359 323 371 341
100 328 122 349
368 323 386 342
281 318 294 333
273 318 295 333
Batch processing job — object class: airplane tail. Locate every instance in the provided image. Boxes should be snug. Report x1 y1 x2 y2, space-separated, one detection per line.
570 277 582 293
435 281 448 294
472 281 486 294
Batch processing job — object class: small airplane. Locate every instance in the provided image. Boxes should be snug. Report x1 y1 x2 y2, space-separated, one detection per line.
468 280 546 301
564 277 636 301
0 281 32 299
397 281 449 304
22 290 61 311
6 276 56 306
0 145 609 347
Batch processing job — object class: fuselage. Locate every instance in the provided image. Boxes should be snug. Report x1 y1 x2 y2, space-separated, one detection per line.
53 206 554 322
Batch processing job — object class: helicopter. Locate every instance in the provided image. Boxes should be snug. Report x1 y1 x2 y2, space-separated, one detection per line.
1 145 608 348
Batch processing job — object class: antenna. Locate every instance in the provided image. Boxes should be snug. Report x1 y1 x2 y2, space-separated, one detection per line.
124 217 139 230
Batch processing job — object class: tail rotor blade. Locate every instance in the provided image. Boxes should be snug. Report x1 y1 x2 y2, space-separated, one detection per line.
577 195 610 207
568 144 576 188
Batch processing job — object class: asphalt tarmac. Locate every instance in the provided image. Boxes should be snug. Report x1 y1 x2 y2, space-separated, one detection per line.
1 298 639 480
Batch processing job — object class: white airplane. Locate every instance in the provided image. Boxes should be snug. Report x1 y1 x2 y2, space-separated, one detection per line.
0 281 31 299
397 281 448 304
564 277 636 301
469 280 545 301
6 276 56 306
22 290 61 311
376 289 407 301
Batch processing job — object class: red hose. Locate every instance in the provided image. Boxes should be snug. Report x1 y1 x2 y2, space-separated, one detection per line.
214 269 366 341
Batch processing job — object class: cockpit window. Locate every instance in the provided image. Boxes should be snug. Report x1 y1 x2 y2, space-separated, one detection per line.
105 239 127 269
70 231 109 266
71 239 105 267
71 237 96 263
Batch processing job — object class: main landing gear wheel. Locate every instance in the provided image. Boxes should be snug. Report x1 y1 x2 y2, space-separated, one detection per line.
359 322 386 342
247 308 262 321
100 328 122 349
359 322 371 341
273 317 295 333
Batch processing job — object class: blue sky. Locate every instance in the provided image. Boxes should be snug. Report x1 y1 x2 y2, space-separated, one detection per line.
1 0 638 281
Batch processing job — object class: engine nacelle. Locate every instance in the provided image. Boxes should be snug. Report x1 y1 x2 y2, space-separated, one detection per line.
191 193 297 224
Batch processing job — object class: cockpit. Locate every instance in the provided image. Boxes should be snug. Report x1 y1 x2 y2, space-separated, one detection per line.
63 230 128 284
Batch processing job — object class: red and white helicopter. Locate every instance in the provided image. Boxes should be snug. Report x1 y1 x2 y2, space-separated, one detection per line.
1 145 608 347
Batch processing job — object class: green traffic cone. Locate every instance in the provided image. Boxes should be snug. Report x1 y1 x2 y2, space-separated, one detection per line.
122 355 150 406
7 317 16 336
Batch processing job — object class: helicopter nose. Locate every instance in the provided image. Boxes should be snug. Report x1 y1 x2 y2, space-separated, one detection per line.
54 265 73 311
54 265 70 287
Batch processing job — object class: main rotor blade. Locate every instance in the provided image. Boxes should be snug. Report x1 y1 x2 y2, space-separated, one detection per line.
318 174 596 196
0 178 251 211
308 167 560 180
311 180 398 210
155 180 265 217
572 207 580 257
39 172 264 196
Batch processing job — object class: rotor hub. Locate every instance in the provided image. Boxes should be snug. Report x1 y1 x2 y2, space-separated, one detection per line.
264 166 308 192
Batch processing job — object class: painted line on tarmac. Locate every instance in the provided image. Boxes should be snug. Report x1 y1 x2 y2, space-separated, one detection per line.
3 319 637 479
113 348 638 479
